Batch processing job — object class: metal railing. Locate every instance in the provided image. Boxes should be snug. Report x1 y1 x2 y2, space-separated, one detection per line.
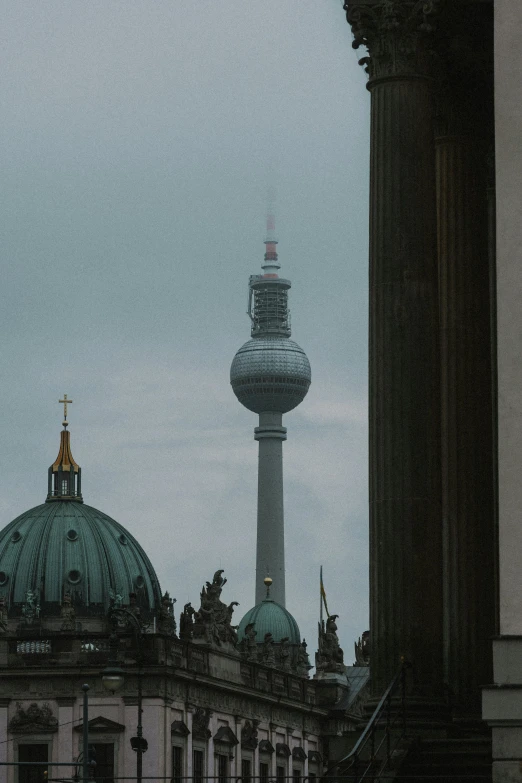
323 661 410 783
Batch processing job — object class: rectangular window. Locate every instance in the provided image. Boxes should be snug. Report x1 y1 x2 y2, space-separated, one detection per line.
293 769 301 783
18 744 48 783
193 749 204 783
276 765 286 783
260 762 269 783
217 753 228 783
90 744 115 783
308 774 317 783
242 758 252 783
172 746 183 783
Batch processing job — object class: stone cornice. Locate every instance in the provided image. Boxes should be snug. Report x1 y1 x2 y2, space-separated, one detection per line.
344 0 441 81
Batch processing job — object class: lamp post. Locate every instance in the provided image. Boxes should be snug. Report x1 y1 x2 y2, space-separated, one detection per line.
82 684 89 783
102 610 147 783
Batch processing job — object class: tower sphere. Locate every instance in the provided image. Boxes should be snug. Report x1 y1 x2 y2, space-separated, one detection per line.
230 336 311 414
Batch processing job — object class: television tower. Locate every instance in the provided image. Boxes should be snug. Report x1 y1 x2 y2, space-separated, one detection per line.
230 202 311 606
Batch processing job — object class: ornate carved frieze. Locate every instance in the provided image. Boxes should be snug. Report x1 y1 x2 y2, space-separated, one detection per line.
344 0 441 80
9 703 58 734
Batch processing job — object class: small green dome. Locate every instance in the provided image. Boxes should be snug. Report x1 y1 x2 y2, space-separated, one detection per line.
237 598 301 644
0 501 162 615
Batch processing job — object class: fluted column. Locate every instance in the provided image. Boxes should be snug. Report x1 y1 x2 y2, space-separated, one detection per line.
255 411 287 606
347 1 444 704
436 52 495 718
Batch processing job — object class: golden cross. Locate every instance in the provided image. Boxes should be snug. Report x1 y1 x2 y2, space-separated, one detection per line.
59 394 73 423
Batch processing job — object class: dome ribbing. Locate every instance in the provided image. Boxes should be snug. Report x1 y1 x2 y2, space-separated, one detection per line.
0 501 162 614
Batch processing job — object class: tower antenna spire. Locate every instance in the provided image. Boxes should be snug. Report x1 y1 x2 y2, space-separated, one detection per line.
262 188 280 278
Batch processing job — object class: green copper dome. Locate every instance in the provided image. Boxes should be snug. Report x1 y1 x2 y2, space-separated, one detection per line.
237 597 301 645
0 502 162 614
0 421 162 616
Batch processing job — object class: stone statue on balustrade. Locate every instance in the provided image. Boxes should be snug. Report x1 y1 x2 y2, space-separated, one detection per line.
192 570 239 648
21 589 40 628
60 592 76 631
316 614 345 674
296 638 312 677
354 630 370 667
239 622 258 661
180 602 195 640
157 591 177 637
261 632 276 666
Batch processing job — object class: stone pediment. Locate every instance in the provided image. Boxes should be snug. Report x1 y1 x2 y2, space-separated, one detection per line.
308 751 322 764
171 720 190 737
276 743 291 758
9 703 58 734
213 726 239 746
74 716 125 733
259 739 275 754
292 747 307 762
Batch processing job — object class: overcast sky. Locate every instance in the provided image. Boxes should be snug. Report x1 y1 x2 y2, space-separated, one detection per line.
0 1 370 661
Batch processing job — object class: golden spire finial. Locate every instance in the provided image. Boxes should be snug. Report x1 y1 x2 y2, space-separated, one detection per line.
59 394 73 428
264 575 273 598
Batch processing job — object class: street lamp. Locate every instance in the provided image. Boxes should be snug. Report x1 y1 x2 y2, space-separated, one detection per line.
82 684 89 783
102 608 148 783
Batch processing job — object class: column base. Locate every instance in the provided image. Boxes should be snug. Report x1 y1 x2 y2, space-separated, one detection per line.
483 637 522 783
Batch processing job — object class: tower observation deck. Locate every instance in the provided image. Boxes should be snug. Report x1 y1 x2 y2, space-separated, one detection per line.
230 211 311 606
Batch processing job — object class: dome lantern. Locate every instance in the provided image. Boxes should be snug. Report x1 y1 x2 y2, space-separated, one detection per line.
47 394 82 502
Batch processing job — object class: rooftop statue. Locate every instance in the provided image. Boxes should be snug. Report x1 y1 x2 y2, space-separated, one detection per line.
60 592 76 632
316 614 345 674
297 638 312 677
192 570 239 647
261 631 276 666
157 591 177 637
21 589 40 627
354 630 370 667
180 602 195 640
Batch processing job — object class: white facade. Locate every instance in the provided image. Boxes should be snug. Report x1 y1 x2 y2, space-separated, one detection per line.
482 1 522 780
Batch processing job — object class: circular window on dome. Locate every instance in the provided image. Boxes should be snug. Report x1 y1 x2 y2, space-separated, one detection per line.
118 534 127 545
0 572 8 586
68 569 81 585
11 531 21 543
134 575 145 589
67 529 78 541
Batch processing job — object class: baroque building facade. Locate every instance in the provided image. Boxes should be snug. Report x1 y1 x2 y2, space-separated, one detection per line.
0 422 367 783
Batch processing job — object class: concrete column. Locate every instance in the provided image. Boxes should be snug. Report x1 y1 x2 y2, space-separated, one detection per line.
269 724 277 778
436 96 495 720
254 411 287 606
185 706 193 778
346 1 443 705
56 698 75 775
233 716 242 780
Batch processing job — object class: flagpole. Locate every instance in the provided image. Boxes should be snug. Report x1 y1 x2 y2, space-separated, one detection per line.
319 566 323 628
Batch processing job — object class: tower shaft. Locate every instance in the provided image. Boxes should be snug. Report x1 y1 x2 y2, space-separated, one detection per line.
254 411 287 606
